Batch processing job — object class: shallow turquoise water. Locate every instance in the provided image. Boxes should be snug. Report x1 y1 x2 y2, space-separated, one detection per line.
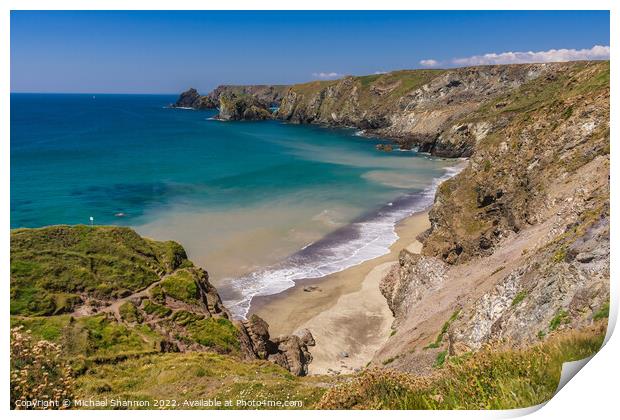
11 93 457 317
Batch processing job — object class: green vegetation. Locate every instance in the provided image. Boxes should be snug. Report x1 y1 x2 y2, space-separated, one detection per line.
10 314 162 368
75 352 328 409
593 302 609 321
288 69 444 110
171 310 205 326
149 284 166 304
434 351 448 368
474 62 608 123
511 291 528 307
142 299 172 317
10 226 187 316
187 318 240 353
552 247 568 263
382 355 400 366
549 309 570 332
161 270 199 303
119 301 143 323
424 309 461 350
318 323 606 409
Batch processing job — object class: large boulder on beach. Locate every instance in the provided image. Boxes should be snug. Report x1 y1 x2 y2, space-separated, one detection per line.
239 315 315 376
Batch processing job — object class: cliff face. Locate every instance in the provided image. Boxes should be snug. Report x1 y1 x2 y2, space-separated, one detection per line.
216 93 273 121
276 63 590 156
375 61 609 374
10 226 314 375
174 84 289 109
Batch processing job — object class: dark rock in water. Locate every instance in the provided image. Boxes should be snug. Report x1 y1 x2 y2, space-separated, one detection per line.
239 315 315 376
376 143 393 152
216 93 273 121
174 88 199 108
303 285 320 292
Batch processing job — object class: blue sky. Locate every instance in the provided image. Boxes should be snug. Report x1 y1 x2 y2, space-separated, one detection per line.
10 11 610 94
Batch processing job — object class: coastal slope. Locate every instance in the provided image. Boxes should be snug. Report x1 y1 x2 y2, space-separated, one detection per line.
276 62 599 157
10 226 315 376
374 61 609 374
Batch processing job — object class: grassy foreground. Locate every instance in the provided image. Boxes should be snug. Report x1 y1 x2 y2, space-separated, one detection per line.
74 352 328 409
316 321 607 409
53 321 606 410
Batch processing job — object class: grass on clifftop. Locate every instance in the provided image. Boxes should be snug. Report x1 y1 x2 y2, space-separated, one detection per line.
289 69 444 109
10 225 189 316
161 269 199 304
10 314 162 371
75 352 328 409
317 322 606 409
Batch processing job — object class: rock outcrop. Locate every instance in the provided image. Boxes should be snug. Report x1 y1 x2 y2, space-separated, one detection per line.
173 85 289 110
173 88 218 109
239 315 315 376
216 93 273 121
373 61 609 374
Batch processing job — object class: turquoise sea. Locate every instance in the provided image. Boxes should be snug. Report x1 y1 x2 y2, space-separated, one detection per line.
11 93 458 317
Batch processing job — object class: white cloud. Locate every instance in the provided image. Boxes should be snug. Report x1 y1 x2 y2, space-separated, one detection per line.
452 45 609 66
374 71 388 75
422 45 610 68
312 72 343 79
419 59 439 67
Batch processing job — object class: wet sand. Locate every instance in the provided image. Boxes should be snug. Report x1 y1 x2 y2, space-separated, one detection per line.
251 210 430 374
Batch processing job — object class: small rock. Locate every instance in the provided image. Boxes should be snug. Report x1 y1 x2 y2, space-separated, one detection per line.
375 143 393 152
576 252 595 263
339 351 349 358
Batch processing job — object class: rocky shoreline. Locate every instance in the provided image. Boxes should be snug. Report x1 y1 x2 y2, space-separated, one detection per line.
176 62 607 159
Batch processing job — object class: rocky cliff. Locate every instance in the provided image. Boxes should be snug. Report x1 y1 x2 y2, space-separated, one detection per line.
10 225 314 376
276 63 598 156
375 61 609 374
216 93 273 121
174 84 289 109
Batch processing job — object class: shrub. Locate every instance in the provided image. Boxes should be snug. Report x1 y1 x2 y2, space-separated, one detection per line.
11 326 74 409
119 301 143 323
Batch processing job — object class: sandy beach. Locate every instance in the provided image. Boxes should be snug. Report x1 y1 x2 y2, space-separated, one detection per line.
251 210 430 374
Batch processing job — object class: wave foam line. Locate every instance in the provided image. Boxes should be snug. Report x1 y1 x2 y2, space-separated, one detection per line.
222 161 466 319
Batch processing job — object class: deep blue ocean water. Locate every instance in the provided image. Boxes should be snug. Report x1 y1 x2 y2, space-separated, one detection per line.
11 93 458 317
